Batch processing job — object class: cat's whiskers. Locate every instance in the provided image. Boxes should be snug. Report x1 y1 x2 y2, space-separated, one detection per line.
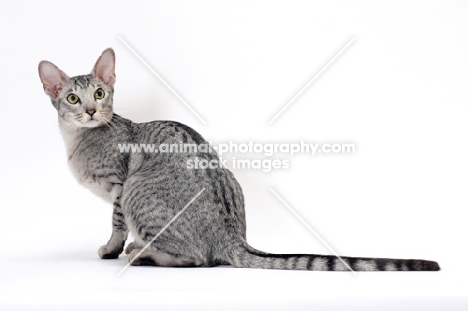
64 115 81 129
59 120 75 132
111 113 128 122
102 113 120 137
104 119 118 136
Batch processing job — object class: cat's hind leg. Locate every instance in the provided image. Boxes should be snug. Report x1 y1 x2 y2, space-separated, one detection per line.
127 248 203 267
124 240 143 255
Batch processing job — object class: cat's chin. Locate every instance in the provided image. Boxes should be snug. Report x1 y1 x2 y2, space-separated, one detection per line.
79 119 105 128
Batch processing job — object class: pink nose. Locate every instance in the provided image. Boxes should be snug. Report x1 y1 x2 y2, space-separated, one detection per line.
86 109 96 116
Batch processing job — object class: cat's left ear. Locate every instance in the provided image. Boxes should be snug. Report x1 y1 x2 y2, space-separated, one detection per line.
91 48 116 87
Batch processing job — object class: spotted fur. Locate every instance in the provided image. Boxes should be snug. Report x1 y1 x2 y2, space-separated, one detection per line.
38 49 440 271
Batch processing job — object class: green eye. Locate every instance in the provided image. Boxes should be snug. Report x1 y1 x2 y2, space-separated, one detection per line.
67 94 80 104
94 88 105 99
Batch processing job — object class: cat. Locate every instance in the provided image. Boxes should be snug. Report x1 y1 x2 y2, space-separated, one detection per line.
38 48 440 271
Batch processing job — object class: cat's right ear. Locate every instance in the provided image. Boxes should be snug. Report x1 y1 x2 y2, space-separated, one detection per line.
38 61 69 99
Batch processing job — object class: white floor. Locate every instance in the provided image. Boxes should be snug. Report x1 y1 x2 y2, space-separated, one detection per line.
1 166 466 310
1 241 466 310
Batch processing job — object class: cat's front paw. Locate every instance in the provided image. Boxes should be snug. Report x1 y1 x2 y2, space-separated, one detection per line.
98 243 124 259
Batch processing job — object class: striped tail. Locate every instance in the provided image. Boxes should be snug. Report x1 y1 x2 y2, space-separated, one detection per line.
228 240 440 271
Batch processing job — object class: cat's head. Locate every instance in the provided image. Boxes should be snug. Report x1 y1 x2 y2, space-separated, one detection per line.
38 48 116 128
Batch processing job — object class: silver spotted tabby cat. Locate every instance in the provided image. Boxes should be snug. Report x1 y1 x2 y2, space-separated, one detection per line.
38 48 439 271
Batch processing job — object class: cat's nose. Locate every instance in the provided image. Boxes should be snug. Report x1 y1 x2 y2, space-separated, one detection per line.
86 109 96 116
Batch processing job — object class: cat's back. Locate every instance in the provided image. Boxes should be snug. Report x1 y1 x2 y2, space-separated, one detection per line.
133 120 207 145
126 120 215 178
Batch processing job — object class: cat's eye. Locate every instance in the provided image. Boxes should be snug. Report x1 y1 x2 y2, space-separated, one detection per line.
67 94 80 104
94 88 105 100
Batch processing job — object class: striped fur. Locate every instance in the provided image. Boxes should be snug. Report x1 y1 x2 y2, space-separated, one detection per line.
228 240 439 271
38 49 440 272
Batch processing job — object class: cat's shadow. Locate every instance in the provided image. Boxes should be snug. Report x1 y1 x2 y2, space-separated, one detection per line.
43 249 126 263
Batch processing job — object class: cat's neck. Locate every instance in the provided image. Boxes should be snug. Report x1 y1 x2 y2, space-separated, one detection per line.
58 117 106 156
58 113 131 157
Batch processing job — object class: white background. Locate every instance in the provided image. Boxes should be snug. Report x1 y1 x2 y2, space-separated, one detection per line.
1 0 467 310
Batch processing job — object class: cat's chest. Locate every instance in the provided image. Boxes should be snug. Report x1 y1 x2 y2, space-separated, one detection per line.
65 133 125 203
68 159 115 202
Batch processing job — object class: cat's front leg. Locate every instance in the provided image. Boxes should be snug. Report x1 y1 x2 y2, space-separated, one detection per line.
98 184 128 259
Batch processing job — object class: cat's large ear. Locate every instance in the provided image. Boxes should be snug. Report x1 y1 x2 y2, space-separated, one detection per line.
91 48 116 87
38 61 69 99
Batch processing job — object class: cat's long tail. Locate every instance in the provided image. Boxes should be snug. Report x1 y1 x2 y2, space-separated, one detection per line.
227 239 440 271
